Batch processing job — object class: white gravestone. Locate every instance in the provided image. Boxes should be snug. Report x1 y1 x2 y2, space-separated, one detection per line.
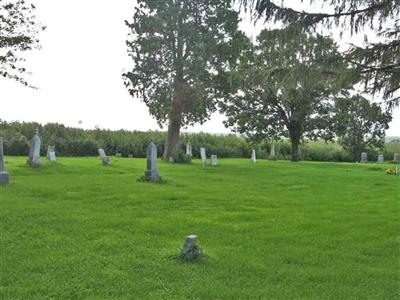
98 148 109 165
0 137 10 184
186 141 192 156
143 142 162 182
47 145 56 161
211 155 218 166
361 152 368 163
394 153 400 162
377 154 384 163
27 129 42 167
200 147 206 167
251 149 256 163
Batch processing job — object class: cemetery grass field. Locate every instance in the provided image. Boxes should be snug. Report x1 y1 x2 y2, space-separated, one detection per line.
1 157 399 299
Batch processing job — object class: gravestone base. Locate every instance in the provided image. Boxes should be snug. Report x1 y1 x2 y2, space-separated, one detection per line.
142 171 162 182
27 158 41 167
0 171 9 185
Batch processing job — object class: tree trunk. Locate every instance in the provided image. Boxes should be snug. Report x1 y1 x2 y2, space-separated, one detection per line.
290 138 300 162
162 105 182 160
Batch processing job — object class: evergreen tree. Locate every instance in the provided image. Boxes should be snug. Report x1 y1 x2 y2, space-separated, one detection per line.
124 0 246 159
238 0 400 105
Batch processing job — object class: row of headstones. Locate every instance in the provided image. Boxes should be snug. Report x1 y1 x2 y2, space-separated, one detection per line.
360 152 400 163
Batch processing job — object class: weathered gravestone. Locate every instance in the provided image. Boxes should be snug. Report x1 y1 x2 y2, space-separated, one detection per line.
211 155 218 166
377 154 384 163
115 153 122 157
168 157 174 163
361 152 368 163
0 137 10 185
394 153 400 162
98 148 109 165
186 141 192 156
251 149 256 163
128 154 133 158
47 145 56 162
180 235 203 261
27 129 42 167
200 147 206 167
142 142 162 182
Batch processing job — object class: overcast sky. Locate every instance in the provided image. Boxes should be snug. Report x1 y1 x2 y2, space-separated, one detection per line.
1 0 399 135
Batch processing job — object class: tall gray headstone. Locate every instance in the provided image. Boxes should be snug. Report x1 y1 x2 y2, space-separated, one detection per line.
394 153 400 162
251 149 256 163
98 148 109 165
0 137 10 185
361 152 368 163
186 141 192 156
377 154 384 163
143 142 162 182
200 147 206 167
47 145 56 162
27 129 42 167
211 155 218 166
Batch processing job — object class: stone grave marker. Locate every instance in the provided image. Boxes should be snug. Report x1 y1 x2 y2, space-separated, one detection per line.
98 148 109 165
27 129 42 167
361 152 368 163
251 149 256 163
128 154 133 158
180 235 203 261
211 155 218 166
47 145 56 162
0 137 10 184
200 147 206 167
142 142 162 182
115 153 122 157
377 154 384 163
186 141 192 156
394 153 400 162
168 157 174 163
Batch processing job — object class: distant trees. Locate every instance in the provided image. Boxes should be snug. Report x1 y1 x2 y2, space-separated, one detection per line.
0 0 44 86
222 29 347 161
238 0 400 105
332 95 392 161
124 0 246 160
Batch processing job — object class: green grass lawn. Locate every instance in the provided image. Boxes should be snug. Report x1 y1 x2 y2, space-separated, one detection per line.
1 157 399 299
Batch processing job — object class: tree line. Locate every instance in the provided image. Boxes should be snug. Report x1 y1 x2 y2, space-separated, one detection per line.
0 120 398 162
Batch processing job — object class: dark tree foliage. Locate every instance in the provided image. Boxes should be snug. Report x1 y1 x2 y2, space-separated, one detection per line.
0 0 44 86
123 0 246 159
222 29 348 161
332 95 392 161
238 0 400 105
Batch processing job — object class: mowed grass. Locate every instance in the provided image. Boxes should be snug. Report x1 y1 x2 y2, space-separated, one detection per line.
1 157 399 300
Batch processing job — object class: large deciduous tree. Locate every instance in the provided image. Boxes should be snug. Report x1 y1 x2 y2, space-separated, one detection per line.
124 0 245 159
0 0 44 86
238 0 400 105
222 29 347 161
332 95 392 161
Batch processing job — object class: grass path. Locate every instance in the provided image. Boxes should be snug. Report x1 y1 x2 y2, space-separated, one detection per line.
1 157 399 299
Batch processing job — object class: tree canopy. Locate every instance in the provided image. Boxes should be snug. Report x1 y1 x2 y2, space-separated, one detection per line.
0 0 44 86
123 0 246 159
332 95 392 161
238 0 400 105
222 29 348 161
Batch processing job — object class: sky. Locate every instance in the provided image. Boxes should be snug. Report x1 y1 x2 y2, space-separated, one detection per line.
1 0 399 136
